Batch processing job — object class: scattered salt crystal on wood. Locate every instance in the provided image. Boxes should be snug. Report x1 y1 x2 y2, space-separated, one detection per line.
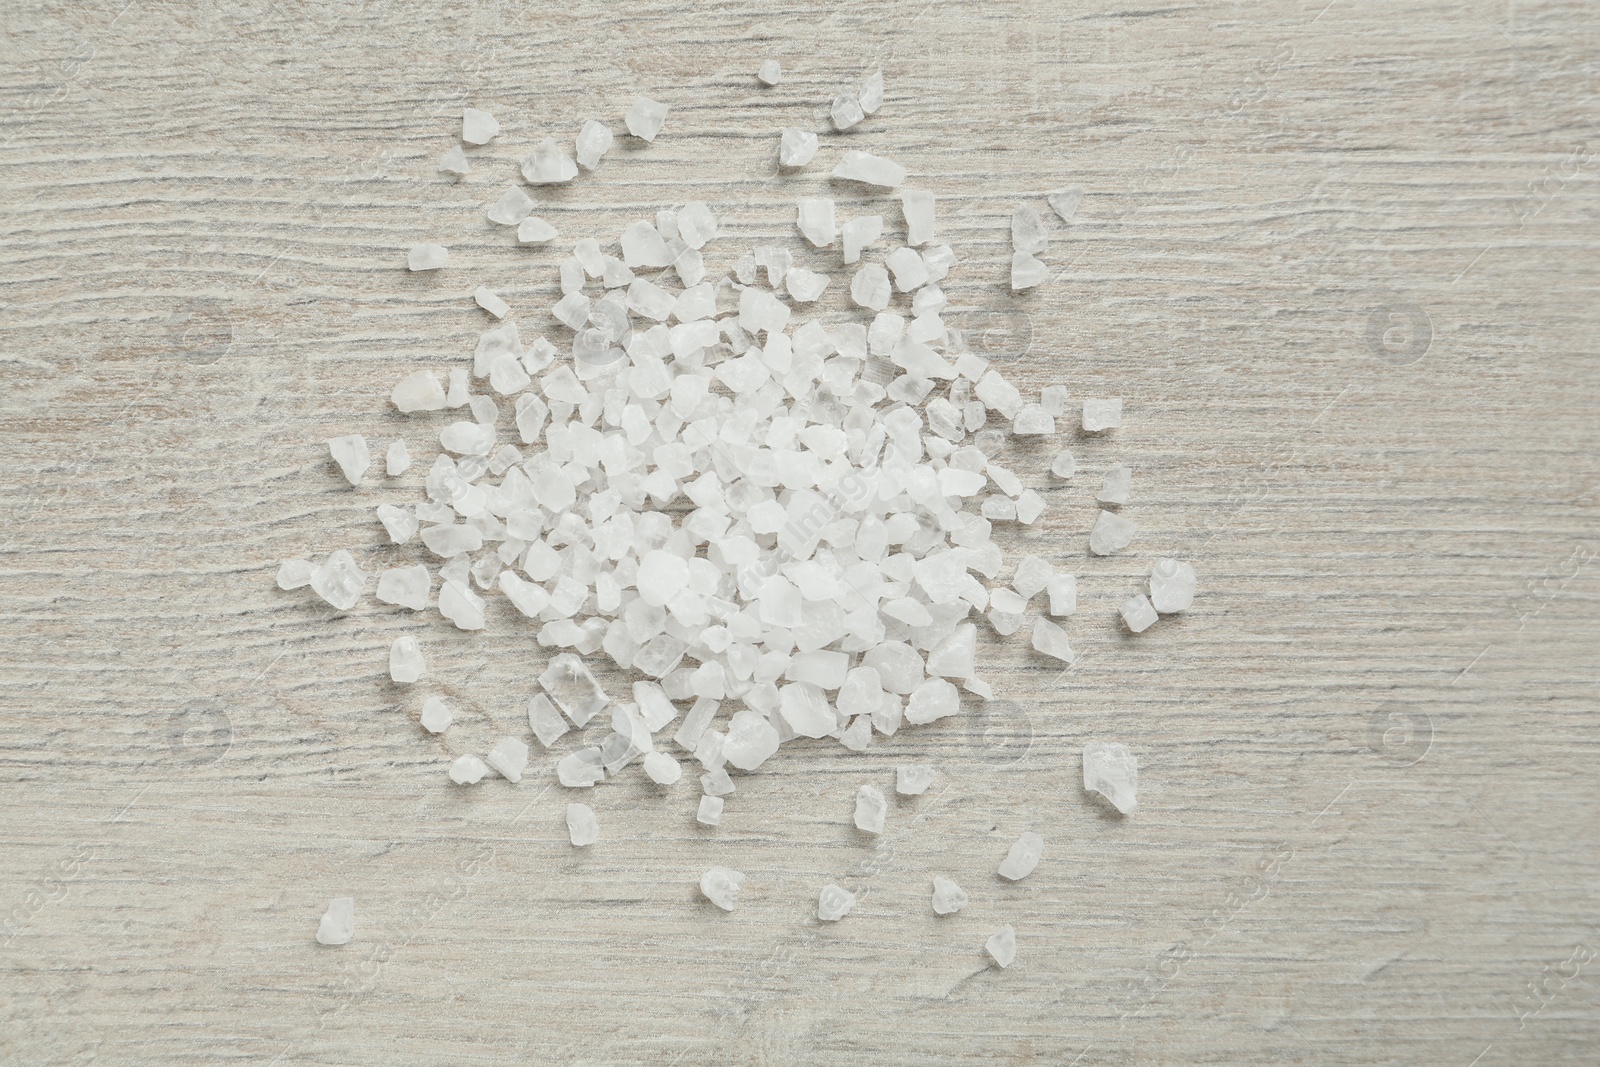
797 198 836 247
1013 555 1052 600
722 709 780 770
575 119 613 169
859 69 884 114
644 751 682 784
905 677 960 725
557 748 605 787
1150 558 1197 613
487 187 534 225
378 566 430 611
1082 397 1123 431
528 693 569 748
1050 449 1076 478
697 794 724 826
311 550 365 611
316 897 355 945
818 884 856 921
1048 186 1084 222
517 217 558 244
1015 489 1046 524
276 559 313 590
831 93 864 130
388 636 426 682
385 439 410 476
901 190 934 246
897 764 935 794
785 268 829 302
850 264 892 311
486 737 529 783
462 107 499 145
1089 510 1137 556
1031 617 1074 663
625 97 669 141
1120 593 1159 633
521 138 578 184
700 767 735 797
566 802 599 845
779 127 819 168
841 215 882 263
886 246 929 291
1040 384 1068 416
328 435 369 485
391 370 447 412
758 59 782 86
420 696 452 733
701 867 744 911
407 243 448 271
437 146 469 176
540 652 609 725
1098 466 1132 505
986 924 1017 968
1047 574 1077 617
1083 741 1138 814
1012 204 1048 253
438 580 486 630
931 875 969 915
1011 251 1047 290
854 784 886 833
449 754 488 784
832 150 906 188
998 831 1044 880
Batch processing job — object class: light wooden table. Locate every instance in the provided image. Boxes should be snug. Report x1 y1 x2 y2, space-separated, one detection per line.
3 1 1597 1063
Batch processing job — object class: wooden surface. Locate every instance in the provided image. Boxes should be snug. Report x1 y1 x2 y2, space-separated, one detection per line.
3 1 1598 1063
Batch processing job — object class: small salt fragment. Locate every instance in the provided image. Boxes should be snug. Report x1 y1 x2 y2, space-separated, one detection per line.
316 897 355 946
1083 741 1138 814
839 716 873 751
449 754 489 785
1089 510 1137 556
487 186 534 225
700 767 735 797
1082 397 1123 431
407 243 448 271
1015 489 1046 524
1099 466 1132 505
392 370 447 412
1013 555 1052 600
1050 449 1076 478
437 146 469 176
420 696 452 733
388 635 426 682
785 268 829 302
831 93 865 130
1011 251 1047 290
841 215 882 264
896 764 935 795
384 440 410 477
1150 558 1197 613
986 924 1017 968
438 580 486 630
1040 385 1068 417
850 264 891 311
905 677 960 725
528 693 569 748
462 107 499 145
1048 186 1084 223
1013 404 1055 435
886 246 930 291
575 119 613 169
931 876 969 916
625 97 669 141
521 138 578 184
485 737 529 783
832 150 906 188
757 59 782 86
817 884 856 921
998 831 1044 880
376 504 417 545
276 559 313 590
1047 575 1077 617
697 794 724 826
539 652 610 725
445 368 468 407
1012 204 1047 254
779 127 819 168
1120 593 1159 634
723 708 780 770
700 866 745 911
328 435 369 485
1031 617 1074 663
644 751 682 785
859 69 884 115
797 198 836 247
566 802 599 846
517 217 559 244
378 565 430 611
557 748 605 787
854 784 886 834
311 550 365 611
901 190 935 246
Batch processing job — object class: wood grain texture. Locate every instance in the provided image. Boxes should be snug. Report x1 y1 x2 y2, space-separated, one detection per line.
3 0 1598 1063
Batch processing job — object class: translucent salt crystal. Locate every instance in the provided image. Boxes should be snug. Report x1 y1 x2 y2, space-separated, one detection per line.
797 198 836 247
276 559 313 590
1031 617 1074 663
486 737 529 783
785 268 829 302
1050 449 1076 478
1089 510 1137 556
467 288 509 321
387 635 425 682
998 831 1044 880
1015 489 1046 524
517 217 558 244
540 652 609 725
832 150 906 188
434 580 482 630
407 243 448 271
898 189 935 247
311 550 365 611
697 794 724 826
986 924 1016 968
528 693 569 748
621 221 672 269
831 93 864 130
1013 556 1052 600
864 641 924 695
896 764 934 795
982 495 1018 523
1082 397 1123 431
817 884 856 921
700 767 735 797
1098 466 1132 505
422 523 484 557
859 69 884 114
839 716 873 751
987 590 1025 636
1048 186 1084 223
778 682 834 738
850 264 892 311
1047 574 1077 617
1120 593 1158 634
316 897 355 946
1012 204 1048 254
927 624 976 679
521 138 578 184
566 803 599 846
722 708 780 770
975 371 1022 419
462 107 499 145
841 215 882 264
1011 251 1047 290
418 696 452 734
557 747 605 787
391 370 446 412
449 754 488 785
377 564 429 613
931 875 969 916
1083 741 1138 814
1013 405 1054 435
437 146 469 176
738 287 790 335
1150 558 1197 613
778 127 818 168
854 784 886 834
625 97 669 141
700 866 745 911
643 751 682 785
637 549 690 607
905 677 960 725
886 246 929 292
445 368 468 407
757 59 782 86
487 186 534 225
575 118 612 169
377 506 417 547
327 435 369 485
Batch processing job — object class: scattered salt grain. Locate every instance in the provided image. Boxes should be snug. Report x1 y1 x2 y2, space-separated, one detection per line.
575 119 613 169
385 440 410 476
316 897 355 946
1015 489 1046 524
643 751 682 785
818 884 855 921
1050 449 1076 478
832 150 906 188
391 370 447 412
1013 555 1052 600
779 127 819 168
841 215 882 263
311 550 365 611
625 97 669 141
1011 251 1047 290
487 186 534 225
797 198 836 247
407 243 448 271
1149 558 1197 613
901 190 935 246
486 737 529 783
566 802 599 846
438 580 486 630
854 784 886 833
1120 593 1159 634
1083 741 1138 814
378 566 430 611
449 754 488 784
831 93 865 130
785 268 829 302
1082 397 1123 431
1012 204 1048 254
1098 466 1131 505
437 146 469 176
850 263 892 311
521 138 578 184
986 924 1017 968
998 831 1044 881
1088 510 1137 556
528 693 569 748
557 748 605 787
931 875 969 915
376 504 418 545
697 794 724 826
328 435 369 485
758 59 782 86
722 708 780 770
1047 574 1077 617
276 559 313 590
886 246 930 291
462 107 499 145
1048 186 1084 223
517 217 559 244
859 69 885 114
896 764 935 795
540 653 609 725
701 867 745 911
420 696 452 733
1030 617 1073 663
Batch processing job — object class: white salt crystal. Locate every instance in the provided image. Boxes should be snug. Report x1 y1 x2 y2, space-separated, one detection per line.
1013 405 1055 435
854 784 886 834
839 716 872 751
462 107 499 145
383 440 410 478
1047 574 1077 617
566 802 599 845
758 59 782 86
1015 489 1046 524
528 693 569 748
723 708 780 770
575 119 613 169
998 831 1044 880
388 635 425 682
487 186 534 225
817 884 856 921
850 263 892 311
778 127 819 168
643 751 682 785
778 682 834 738
376 504 417 545
1120 593 1158 634
1012 204 1047 254
557 748 605 787
1099 466 1132 505
859 69 884 114
379 566 430 611
1011 251 1047 290
1040 384 1068 416
886 246 930 291
316 897 355 946
832 150 906 188
1048 186 1084 222
625 97 669 141
841 215 882 263
449 754 488 784
785 268 829 302
407 243 448 271
1089 510 1137 556
700 767 735 797
975 371 1022 418
797 198 836 247
438 580 486 630
1083 741 1138 814
437 146 469 176
517 217 558 244
311 550 365 611
445 368 468 407
521 138 577 184
1082 397 1123 431
328 435 369 485
1031 617 1074 663
540 653 609 725
700 866 745 910
986 924 1017 968
391 370 446 412
486 737 529 783
1150 558 1197 613
276 559 313 590
900 190 935 246
419 696 452 733
1013 556 1052 600
1050 449 1076 478
905 677 960 725
697 794 724 826
637 549 690 606
831 93 864 130
896 764 934 795
931 875 969 916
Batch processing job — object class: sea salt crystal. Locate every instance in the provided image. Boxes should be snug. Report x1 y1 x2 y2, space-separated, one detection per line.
316 897 355 946
723 708 780 770
1031 617 1074 663
886 246 929 291
1015 489 1046 524
841 215 882 263
1012 204 1048 253
575 119 613 169
566 802 599 846
797 199 836 247
625 97 669 141
517 217 558 244
378 565 430 611
701 767 735 797
487 186 534 225
1047 574 1077 617
557 747 605 787
1120 593 1158 633
528 693 569 748
485 737 529 783
896 764 935 795
392 370 447 412
986 924 1016 968
449 754 488 785
1048 186 1084 222
437 146 469 176
621 221 672 268
471 287 510 319
851 264 891 311
407 243 447 271
311 550 365 611
388 635 425 682
854 784 886 833
998 831 1044 880
1050 449 1076 478
831 93 864 130
1013 404 1054 435
697 794 724 826
644 751 682 785
1011 252 1047 290
817 884 855 921
1083 741 1138 814
785 268 829 302
1040 384 1068 416
420 696 452 733
521 138 578 184
1013 555 1052 600
901 190 934 246
701 866 745 911
859 69 884 114
778 682 834 738
832 150 906 188
438 580 486 630
905 677 960 725
1082 398 1123 431
758 59 782 86
540 653 609 725
328 435 369 485
779 127 819 168
462 107 499 145
1089 510 1137 556
276 559 313 590
1150 558 1197 613
931 875 969 915
1099 466 1132 505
